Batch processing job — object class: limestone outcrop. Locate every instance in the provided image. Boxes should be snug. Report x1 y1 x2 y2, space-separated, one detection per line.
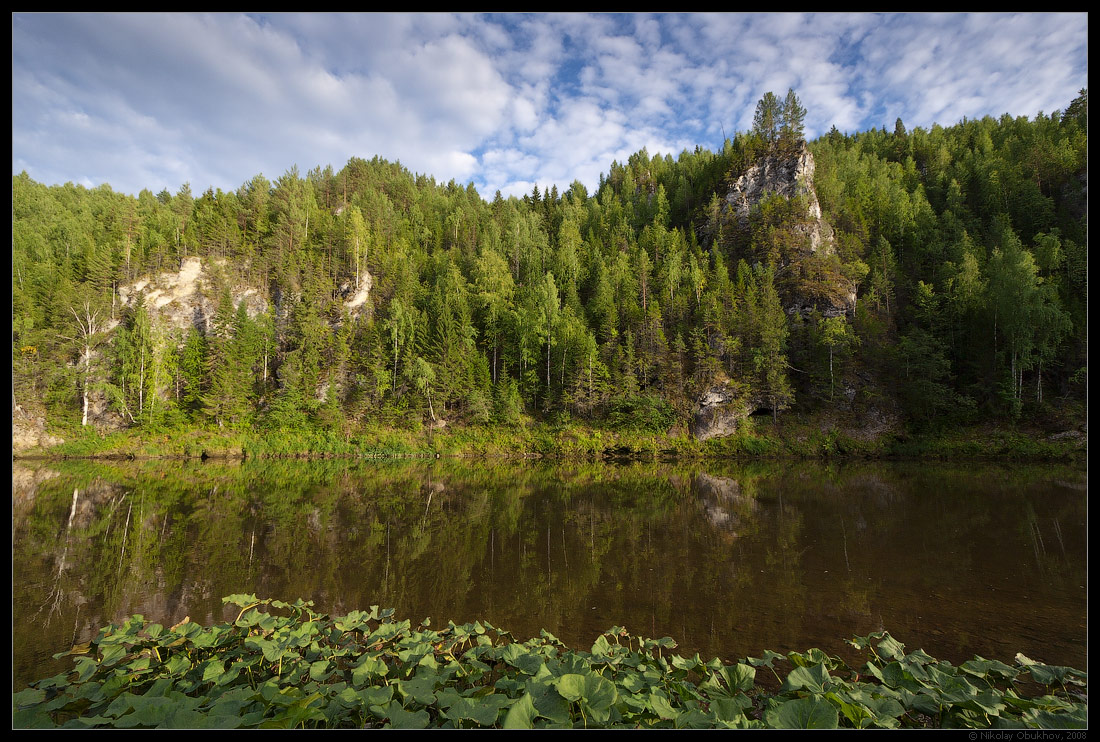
12 403 64 453
725 142 834 255
116 257 268 333
716 142 856 318
692 382 769 441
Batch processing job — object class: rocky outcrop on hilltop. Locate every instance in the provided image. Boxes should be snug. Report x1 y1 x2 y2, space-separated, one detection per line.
725 142 834 255
713 142 855 318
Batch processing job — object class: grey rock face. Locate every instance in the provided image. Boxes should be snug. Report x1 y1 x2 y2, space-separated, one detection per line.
693 382 768 441
12 404 64 452
720 142 856 318
725 142 834 255
116 256 269 334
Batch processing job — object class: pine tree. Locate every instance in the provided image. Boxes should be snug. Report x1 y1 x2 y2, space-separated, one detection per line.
752 266 793 420
752 92 782 147
780 88 807 149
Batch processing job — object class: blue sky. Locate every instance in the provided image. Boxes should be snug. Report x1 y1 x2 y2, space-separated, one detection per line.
12 12 1088 200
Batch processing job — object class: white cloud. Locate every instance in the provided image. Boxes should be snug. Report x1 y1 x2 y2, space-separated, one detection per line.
11 12 1088 200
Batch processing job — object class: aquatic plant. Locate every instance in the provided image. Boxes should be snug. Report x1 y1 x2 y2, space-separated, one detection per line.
13 595 1087 729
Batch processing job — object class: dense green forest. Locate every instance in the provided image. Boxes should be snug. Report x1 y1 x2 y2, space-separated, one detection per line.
11 90 1088 444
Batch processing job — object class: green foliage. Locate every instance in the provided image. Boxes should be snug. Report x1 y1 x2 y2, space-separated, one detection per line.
606 395 677 434
13 601 1086 729
10 90 1087 442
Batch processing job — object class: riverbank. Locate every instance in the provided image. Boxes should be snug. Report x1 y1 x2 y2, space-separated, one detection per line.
12 412 1087 462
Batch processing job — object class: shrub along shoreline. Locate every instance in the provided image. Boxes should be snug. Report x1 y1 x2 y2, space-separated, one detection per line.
12 595 1087 729
13 416 1088 463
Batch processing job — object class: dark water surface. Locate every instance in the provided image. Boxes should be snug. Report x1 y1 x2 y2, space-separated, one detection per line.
12 458 1087 690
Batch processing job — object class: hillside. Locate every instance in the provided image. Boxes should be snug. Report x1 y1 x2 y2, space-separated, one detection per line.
11 91 1088 454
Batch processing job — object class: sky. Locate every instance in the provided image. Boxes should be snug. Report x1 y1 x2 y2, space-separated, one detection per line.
12 12 1088 200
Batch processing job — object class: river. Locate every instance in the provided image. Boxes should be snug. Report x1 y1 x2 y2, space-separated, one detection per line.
12 457 1088 690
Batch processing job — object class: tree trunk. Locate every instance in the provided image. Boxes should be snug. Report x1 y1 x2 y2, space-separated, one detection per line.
546 321 552 411
829 345 834 399
81 344 90 427
138 345 145 414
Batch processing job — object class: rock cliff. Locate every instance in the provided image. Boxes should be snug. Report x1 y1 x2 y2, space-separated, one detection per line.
692 381 770 441
724 142 834 255
715 142 855 318
116 257 268 333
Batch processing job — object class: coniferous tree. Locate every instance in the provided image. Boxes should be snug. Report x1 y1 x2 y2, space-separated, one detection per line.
780 88 807 149
752 92 782 147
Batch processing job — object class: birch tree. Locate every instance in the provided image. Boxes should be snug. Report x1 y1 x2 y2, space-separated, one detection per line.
59 293 109 427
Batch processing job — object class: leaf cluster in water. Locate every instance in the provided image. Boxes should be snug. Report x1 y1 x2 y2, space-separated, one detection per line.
12 595 1087 729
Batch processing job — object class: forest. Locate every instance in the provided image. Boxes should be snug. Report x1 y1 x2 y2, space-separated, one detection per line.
11 90 1089 446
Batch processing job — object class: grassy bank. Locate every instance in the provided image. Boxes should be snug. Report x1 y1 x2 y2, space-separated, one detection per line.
19 413 1086 462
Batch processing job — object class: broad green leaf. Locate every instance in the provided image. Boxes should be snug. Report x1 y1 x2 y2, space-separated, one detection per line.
646 691 678 720
783 662 832 694
351 654 389 687
384 704 431 729
873 661 925 692
927 672 982 705
526 680 572 724
863 694 905 720
200 659 225 684
12 687 46 708
876 634 907 661
72 656 98 683
222 594 261 608
503 692 539 729
539 628 564 646
767 696 839 729
961 658 1019 681
99 643 128 667
164 654 192 676
59 715 114 728
445 694 510 726
747 650 785 668
619 672 646 694
826 691 873 728
309 659 333 682
1026 662 1086 687
591 635 614 656
899 688 941 716
554 672 617 712
788 647 835 668
1027 706 1088 729
396 675 438 706
554 673 587 703
674 708 717 729
357 684 394 709
12 706 58 728
706 663 756 694
959 690 1007 717
710 694 751 722
115 695 193 727
670 653 705 672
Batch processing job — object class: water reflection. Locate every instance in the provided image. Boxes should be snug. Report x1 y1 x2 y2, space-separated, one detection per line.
12 458 1087 690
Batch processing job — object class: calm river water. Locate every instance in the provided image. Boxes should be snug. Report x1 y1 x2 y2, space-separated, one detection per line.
12 457 1087 690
